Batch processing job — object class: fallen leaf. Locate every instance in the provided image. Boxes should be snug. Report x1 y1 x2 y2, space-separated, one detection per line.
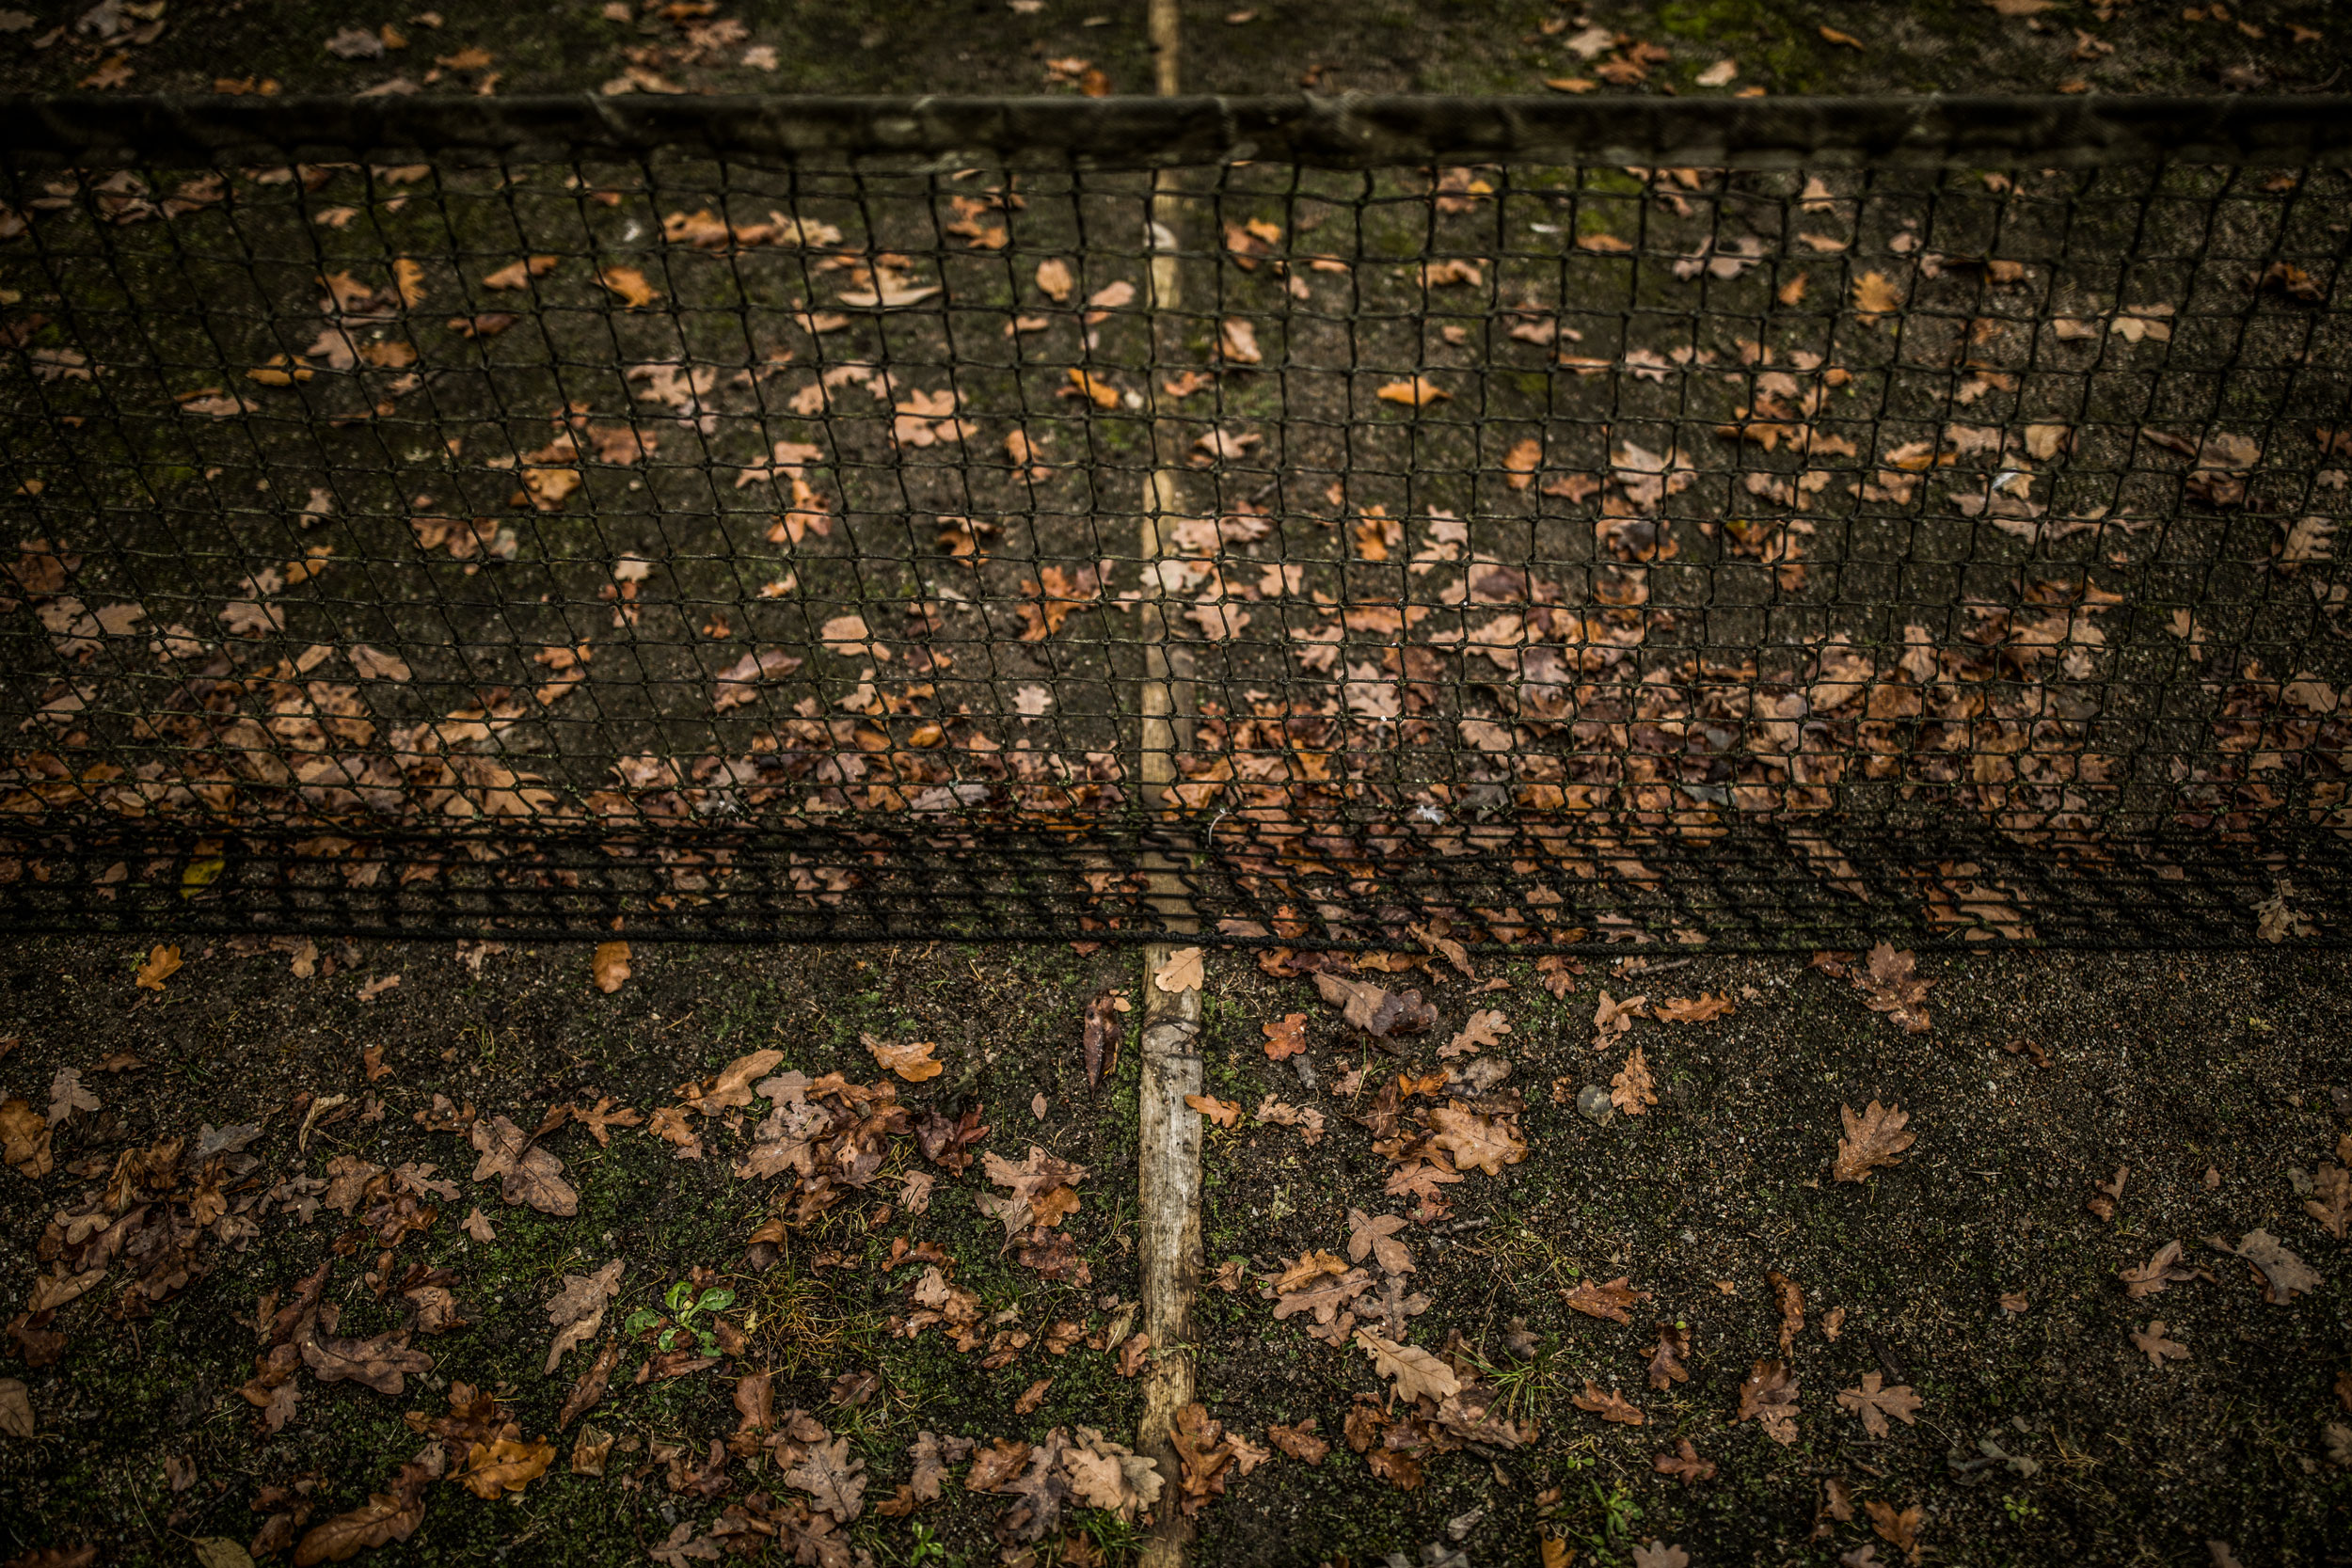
596 266 660 308
1154 946 1204 993
2131 1320 2188 1368
784 1434 867 1522
1866 1500 1923 1562
1262 1013 1309 1060
1852 272 1903 319
1646 1323 1691 1389
1440 1008 1509 1058
1346 1209 1413 1275
1735 1358 1799 1445
297 1304 433 1396
543 1259 624 1374
469 1115 578 1215
1426 1102 1527 1177
1375 377 1449 408
453 1435 555 1498
1185 1093 1241 1129
135 943 183 990
2120 1241 2201 1299
2231 1229 2321 1305
481 255 557 290
1653 1437 1713 1482
1564 1275 1651 1324
1610 1047 1658 1116
975 1146 1088 1237
1632 1543 1689 1568
1832 1101 1915 1183
591 942 630 993
1574 1380 1645 1425
863 1035 944 1083
1312 973 1438 1038
1836 1372 1922 1436
0 1378 32 1438
1652 992 1733 1023
1353 1328 1460 1403
1034 258 1074 302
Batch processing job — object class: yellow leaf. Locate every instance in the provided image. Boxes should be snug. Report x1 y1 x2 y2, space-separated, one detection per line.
181 858 225 895
1819 24 1866 48
392 257 427 308
592 941 630 993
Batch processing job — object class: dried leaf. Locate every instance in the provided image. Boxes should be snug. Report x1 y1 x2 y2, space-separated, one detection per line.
1832 1101 1915 1183
1734 1358 1799 1445
591 942 630 993
596 266 660 308
1573 1380 1645 1425
1346 1210 1413 1275
1262 1013 1309 1060
863 1035 944 1083
1154 946 1204 992
1375 376 1449 408
1654 1437 1714 1482
1353 1328 1460 1403
1610 1048 1658 1116
1836 1372 1922 1436
1312 973 1438 1038
2132 1320 2189 1368
135 943 183 990
1184 1093 1241 1129
1564 1275 1651 1325
542 1259 623 1375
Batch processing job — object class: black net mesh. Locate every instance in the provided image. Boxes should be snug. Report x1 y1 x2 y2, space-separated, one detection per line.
1 94 2348 949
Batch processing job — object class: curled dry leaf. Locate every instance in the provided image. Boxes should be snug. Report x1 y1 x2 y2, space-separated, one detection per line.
2120 1241 2201 1299
863 1034 944 1083
591 941 630 993
135 942 183 990
1646 1323 1691 1389
1832 1101 1915 1183
453 1435 556 1499
1652 992 1734 1023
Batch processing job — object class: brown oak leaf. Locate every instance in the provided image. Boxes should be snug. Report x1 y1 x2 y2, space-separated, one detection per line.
1312 973 1438 1039
1735 1358 1799 1446
1563 1275 1651 1325
1836 1372 1922 1436
1832 1101 1915 1183
1653 1437 1714 1482
1573 1380 1644 1425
